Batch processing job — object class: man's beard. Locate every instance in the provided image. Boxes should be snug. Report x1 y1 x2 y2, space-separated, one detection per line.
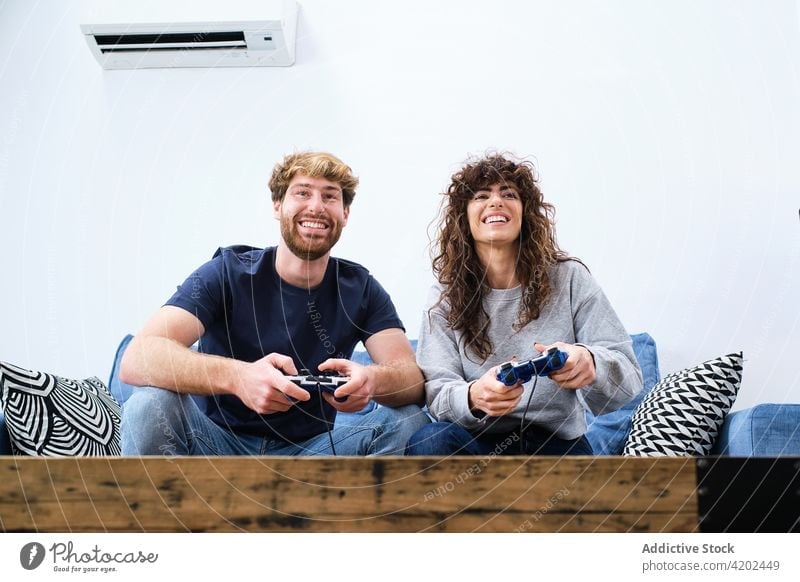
280 213 344 260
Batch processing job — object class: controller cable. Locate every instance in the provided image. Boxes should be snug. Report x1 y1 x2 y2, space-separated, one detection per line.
313 379 338 456
325 259 341 455
305 257 338 456
518 375 540 454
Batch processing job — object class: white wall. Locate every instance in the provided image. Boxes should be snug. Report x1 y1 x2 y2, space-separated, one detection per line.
0 0 798 410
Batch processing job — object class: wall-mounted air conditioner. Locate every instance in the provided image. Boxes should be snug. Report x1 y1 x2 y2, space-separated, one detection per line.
80 0 298 69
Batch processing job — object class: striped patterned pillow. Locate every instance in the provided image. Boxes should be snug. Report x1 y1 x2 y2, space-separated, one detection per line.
623 353 743 456
0 361 121 456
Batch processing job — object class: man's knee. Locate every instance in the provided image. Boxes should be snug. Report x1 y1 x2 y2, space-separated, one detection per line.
123 386 184 427
121 386 186 455
349 403 430 455
376 404 431 435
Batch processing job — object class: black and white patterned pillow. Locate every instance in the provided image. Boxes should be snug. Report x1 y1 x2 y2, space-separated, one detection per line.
0 361 121 456
623 353 743 456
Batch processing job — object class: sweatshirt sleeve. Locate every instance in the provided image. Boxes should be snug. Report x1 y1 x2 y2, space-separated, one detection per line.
569 267 643 415
417 290 486 430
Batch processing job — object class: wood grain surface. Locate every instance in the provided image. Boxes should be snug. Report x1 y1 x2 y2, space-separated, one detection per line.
0 456 698 532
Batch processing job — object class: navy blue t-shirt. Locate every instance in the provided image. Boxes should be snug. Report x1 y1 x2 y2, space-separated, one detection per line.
165 245 404 442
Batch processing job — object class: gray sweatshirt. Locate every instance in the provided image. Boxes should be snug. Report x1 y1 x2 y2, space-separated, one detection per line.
418 259 643 440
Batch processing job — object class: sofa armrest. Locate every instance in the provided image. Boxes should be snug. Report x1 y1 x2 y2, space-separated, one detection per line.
108 334 135 405
714 403 800 456
0 411 11 455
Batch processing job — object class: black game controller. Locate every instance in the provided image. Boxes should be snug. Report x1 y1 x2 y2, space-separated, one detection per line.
496 347 569 386
286 370 350 402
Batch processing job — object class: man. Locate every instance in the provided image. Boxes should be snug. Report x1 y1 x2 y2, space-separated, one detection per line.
121 151 429 455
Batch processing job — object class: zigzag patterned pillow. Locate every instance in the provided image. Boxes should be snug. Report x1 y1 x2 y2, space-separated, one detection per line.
623 352 743 456
0 361 121 456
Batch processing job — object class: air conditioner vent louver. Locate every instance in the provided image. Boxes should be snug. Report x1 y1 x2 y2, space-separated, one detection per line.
95 31 247 46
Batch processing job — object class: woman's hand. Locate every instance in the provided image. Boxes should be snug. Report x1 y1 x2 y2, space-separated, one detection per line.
534 342 596 389
468 366 524 417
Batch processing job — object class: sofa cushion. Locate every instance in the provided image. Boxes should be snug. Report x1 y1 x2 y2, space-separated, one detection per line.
0 361 121 456
714 403 800 456
583 333 661 455
623 352 743 456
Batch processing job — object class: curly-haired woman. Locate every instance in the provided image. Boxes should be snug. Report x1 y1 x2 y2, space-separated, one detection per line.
405 153 642 456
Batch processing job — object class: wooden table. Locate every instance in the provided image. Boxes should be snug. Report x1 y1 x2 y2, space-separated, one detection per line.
0 456 699 532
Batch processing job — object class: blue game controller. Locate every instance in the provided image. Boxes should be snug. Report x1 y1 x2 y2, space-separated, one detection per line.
286 370 350 402
496 347 569 386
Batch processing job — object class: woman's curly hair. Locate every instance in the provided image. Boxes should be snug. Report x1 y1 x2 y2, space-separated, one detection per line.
431 153 569 362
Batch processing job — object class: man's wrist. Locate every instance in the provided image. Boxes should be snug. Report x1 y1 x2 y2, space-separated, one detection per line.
360 363 377 399
218 357 244 396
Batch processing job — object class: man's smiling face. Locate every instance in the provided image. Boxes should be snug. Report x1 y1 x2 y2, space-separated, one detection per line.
274 174 349 260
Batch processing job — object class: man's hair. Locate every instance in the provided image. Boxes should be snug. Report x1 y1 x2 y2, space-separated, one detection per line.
269 151 359 207
431 152 570 362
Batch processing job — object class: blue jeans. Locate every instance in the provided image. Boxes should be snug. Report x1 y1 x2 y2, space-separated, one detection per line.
121 386 430 456
404 421 593 456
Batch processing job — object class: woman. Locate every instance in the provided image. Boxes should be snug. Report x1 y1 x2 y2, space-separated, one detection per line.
405 153 642 455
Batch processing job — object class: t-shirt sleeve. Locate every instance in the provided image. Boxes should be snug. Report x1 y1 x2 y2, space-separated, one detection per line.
359 276 405 341
164 254 227 331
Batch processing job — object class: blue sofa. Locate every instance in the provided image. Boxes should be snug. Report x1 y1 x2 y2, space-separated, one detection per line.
580 333 800 456
1 333 798 456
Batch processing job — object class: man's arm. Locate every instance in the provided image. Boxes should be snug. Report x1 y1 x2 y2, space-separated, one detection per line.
119 306 309 413
318 328 424 409
120 306 221 393
363 328 425 407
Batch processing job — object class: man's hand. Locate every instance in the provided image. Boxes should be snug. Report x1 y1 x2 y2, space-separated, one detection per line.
468 366 525 417
233 353 310 414
534 342 596 389
317 358 372 413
